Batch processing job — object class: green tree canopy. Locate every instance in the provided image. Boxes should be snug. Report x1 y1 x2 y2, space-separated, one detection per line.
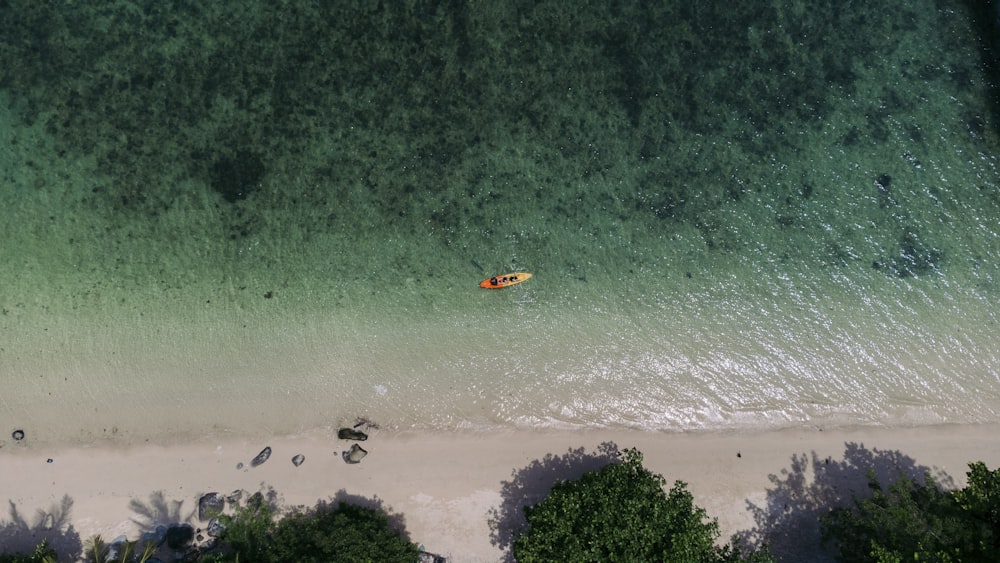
208 496 419 563
953 461 1000 553
269 501 419 563
821 461 1000 562
512 448 771 562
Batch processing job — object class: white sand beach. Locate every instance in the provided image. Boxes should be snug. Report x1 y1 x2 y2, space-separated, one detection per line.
3 424 999 561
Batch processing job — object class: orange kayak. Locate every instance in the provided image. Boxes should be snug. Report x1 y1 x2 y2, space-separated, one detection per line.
480 272 532 289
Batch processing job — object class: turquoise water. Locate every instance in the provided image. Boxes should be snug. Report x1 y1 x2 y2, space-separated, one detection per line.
2 1 999 445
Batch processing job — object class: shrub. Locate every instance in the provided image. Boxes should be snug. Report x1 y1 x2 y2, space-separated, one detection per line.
269 501 419 563
513 448 771 562
206 497 418 563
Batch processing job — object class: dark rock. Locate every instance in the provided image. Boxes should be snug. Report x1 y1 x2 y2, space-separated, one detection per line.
139 525 167 547
165 523 194 550
344 444 368 464
292 454 305 467
206 518 225 538
338 428 368 441
419 551 448 563
210 150 266 203
247 491 265 511
876 227 942 278
875 173 895 208
198 492 225 521
226 490 243 504
250 446 271 467
354 418 380 430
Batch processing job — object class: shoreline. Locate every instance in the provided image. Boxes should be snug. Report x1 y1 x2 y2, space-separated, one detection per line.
3 423 999 561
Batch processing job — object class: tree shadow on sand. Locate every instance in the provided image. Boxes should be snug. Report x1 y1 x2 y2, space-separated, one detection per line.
0 495 82 560
128 490 196 531
736 441 956 562
487 441 621 562
327 488 412 539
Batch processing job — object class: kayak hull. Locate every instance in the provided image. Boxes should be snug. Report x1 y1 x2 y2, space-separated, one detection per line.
480 272 532 289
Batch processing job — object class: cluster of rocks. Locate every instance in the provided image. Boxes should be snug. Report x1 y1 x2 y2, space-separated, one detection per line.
102 502 227 563
4 420 390 560
233 420 375 471
338 425 369 464
151 490 256 559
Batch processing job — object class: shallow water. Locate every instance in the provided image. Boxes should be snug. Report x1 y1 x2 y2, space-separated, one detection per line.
1 1 999 446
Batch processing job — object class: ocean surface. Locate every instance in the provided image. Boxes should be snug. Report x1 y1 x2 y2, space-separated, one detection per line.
2 1 999 446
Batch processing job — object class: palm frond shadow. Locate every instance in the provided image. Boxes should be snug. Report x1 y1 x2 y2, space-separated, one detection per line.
0 495 82 560
128 490 194 531
735 441 955 562
486 441 620 563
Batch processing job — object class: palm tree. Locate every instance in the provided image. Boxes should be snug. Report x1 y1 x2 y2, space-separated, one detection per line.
84 536 155 563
